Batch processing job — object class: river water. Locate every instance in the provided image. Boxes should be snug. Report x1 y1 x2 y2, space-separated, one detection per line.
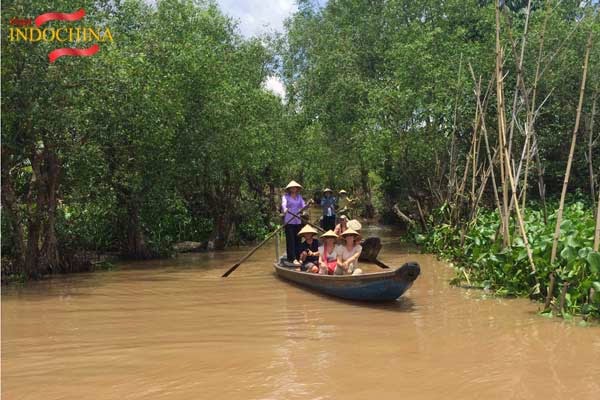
2 225 599 400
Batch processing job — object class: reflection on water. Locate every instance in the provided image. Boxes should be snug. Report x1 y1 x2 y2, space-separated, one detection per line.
2 227 600 400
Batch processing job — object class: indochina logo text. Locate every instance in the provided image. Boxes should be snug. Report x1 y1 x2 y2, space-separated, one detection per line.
7 9 113 63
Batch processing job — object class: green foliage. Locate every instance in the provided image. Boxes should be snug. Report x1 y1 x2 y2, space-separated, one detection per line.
420 202 600 320
2 0 288 278
281 0 599 216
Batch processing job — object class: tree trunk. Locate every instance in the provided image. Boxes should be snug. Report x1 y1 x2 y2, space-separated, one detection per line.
124 199 151 259
39 144 61 272
211 212 233 250
0 148 27 273
360 164 375 218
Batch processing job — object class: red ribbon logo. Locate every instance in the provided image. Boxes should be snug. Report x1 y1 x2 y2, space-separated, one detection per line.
34 8 100 63
48 44 99 63
35 8 86 27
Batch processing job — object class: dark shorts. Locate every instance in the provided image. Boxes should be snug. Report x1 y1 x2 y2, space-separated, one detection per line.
301 262 317 272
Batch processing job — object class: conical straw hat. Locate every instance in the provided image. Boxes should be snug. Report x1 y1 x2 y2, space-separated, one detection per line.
298 225 318 236
320 230 338 239
285 180 302 190
341 228 360 237
323 187 333 193
347 219 362 231
339 189 347 194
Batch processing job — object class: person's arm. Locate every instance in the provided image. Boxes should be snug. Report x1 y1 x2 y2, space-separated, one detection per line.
299 196 308 218
345 246 362 265
337 253 345 269
308 241 319 257
281 194 288 214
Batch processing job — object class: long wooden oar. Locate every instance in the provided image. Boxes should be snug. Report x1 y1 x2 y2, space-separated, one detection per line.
285 210 388 269
285 210 325 233
222 202 311 277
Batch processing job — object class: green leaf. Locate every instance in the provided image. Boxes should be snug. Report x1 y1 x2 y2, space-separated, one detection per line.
587 252 600 274
578 247 592 259
566 235 579 248
560 246 577 262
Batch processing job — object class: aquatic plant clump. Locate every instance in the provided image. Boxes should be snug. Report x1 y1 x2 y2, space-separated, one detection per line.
416 202 600 320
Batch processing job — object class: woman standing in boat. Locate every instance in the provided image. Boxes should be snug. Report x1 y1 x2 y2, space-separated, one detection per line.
337 189 353 218
281 180 306 263
320 188 336 231
335 228 363 275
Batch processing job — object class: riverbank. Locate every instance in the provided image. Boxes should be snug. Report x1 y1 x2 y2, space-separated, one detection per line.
415 202 600 321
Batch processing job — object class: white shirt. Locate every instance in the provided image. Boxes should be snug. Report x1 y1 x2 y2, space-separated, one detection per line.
337 244 362 263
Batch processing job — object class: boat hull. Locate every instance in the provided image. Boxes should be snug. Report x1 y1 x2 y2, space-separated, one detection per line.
273 262 420 302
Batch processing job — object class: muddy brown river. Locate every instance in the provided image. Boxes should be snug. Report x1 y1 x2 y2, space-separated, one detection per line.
2 226 599 400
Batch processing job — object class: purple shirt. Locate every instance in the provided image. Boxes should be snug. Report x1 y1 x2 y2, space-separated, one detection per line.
281 193 306 224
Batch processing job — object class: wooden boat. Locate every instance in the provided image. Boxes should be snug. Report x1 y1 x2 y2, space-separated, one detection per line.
273 261 420 302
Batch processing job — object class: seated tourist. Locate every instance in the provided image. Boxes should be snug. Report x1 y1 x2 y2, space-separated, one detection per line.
334 228 363 275
316 230 339 275
296 225 320 271
334 215 349 237
347 219 363 243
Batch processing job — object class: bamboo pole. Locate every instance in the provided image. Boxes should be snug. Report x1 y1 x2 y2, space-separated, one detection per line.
543 272 555 312
594 190 600 252
550 31 594 264
470 65 503 226
505 0 532 165
521 137 531 210
471 150 499 223
502 127 538 273
447 54 464 204
510 0 552 223
495 0 510 247
559 282 569 316
587 89 598 205
495 1 537 273
452 111 479 223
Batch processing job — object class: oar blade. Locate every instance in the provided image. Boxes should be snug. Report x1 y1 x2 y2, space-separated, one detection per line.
222 263 240 278
359 236 382 262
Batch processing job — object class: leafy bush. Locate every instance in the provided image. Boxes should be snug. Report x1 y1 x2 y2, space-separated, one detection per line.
417 202 600 320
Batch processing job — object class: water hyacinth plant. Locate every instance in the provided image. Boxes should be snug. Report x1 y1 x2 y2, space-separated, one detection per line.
417 202 600 320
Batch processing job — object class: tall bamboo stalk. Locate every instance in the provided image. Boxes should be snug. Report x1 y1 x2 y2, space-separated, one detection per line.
495 0 510 247
470 64 503 232
447 54 464 204
550 31 594 264
517 1 553 223
505 0 532 165
587 89 598 205
521 137 531 210
494 0 538 273
594 191 600 252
